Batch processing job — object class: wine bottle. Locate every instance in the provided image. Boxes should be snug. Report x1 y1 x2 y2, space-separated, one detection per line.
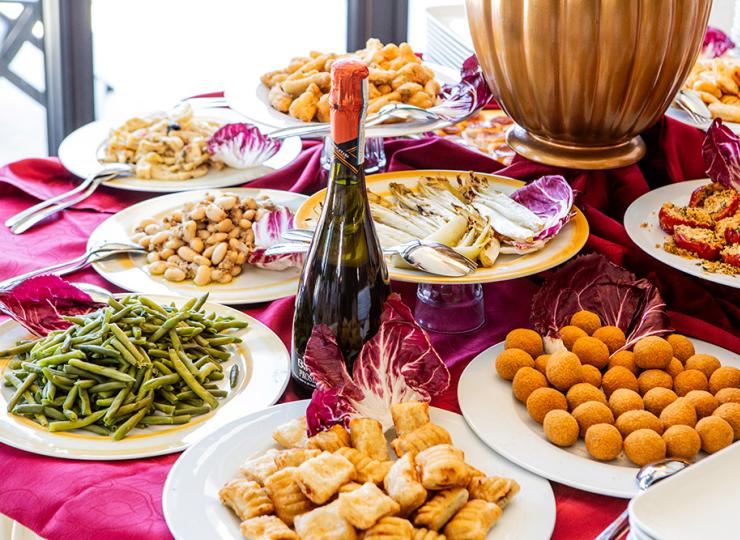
291 58 391 388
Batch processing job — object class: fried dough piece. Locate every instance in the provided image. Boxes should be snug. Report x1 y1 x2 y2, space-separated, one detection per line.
391 423 451 457
263 467 314 526
391 402 430 436
338 481 363 494
316 93 330 123
383 452 427 517
338 482 401 530
295 451 355 504
467 476 520 509
218 479 274 521
413 488 469 531
443 500 502 540
240 449 279 485
288 83 321 122
415 445 469 490
413 529 446 540
240 515 298 540
268 85 292 113
350 417 390 461
335 447 391 484
364 517 415 539
272 417 308 449
307 423 351 452
293 502 357 540
274 448 321 469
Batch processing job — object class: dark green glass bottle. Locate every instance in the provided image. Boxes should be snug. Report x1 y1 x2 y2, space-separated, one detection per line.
291 58 390 388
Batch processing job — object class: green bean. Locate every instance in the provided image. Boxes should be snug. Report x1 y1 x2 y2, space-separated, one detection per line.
153 402 176 415
132 326 142 340
74 379 95 389
209 371 224 381
140 296 169 316
192 293 209 312
198 363 220 381
115 395 153 418
207 335 241 346
173 405 210 416
176 389 227 401
175 327 202 337
109 305 134 322
78 386 92 415
0 341 35 357
7 372 37 411
42 397 65 407
181 397 204 407
12 403 44 415
62 384 78 420
152 360 173 375
160 389 178 404
170 349 217 408
119 317 145 325
110 324 148 366
77 316 103 336
147 349 170 359
176 349 200 379
20 361 44 374
212 320 248 331
96 397 115 407
37 350 85 367
112 407 148 440
179 297 198 312
107 296 125 310
168 329 182 350
77 344 121 358
63 315 88 325
104 387 130 425
140 414 191 425
109 338 140 366
229 364 239 388
69 332 103 345
89 381 127 393
140 373 180 393
64 365 105 382
41 368 74 390
67 359 136 383
49 409 106 432
43 407 66 420
150 313 191 343
201 346 230 361
81 424 111 436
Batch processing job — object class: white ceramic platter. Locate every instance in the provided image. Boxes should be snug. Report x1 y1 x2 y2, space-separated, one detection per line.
0 294 290 460
458 339 739 498
88 188 306 305
665 105 740 134
163 400 556 540
624 179 738 289
58 108 302 193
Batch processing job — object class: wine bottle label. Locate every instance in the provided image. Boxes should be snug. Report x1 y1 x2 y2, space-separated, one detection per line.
330 59 369 174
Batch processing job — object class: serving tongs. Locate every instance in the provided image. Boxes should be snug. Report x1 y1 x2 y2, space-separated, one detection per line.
673 89 712 124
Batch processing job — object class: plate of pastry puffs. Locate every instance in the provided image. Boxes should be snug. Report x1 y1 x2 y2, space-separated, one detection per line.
163 400 555 539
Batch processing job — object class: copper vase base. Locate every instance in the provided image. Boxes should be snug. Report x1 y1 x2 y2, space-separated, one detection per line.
506 125 646 170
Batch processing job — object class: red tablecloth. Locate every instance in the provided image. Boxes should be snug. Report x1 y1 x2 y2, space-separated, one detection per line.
0 118 738 540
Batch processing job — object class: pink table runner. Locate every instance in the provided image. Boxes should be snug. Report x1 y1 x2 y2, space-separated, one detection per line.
0 118 738 540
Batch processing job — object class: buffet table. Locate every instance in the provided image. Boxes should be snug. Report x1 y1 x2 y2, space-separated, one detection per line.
0 116 738 540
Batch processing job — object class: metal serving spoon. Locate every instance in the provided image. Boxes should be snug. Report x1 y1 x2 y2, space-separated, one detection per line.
675 89 713 123
595 458 690 540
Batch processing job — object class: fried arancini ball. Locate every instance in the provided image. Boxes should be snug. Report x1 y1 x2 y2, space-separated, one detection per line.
696 416 734 453
716 388 740 405
572 337 610 370
534 354 550 375
602 366 639 398
526 387 568 424
609 389 645 418
591 326 626 354
662 425 701 459
545 351 582 392
624 429 666 466
673 369 708 396
684 354 721 378
666 334 695 363
559 325 588 350
660 398 697 429
713 402 740 440
709 366 740 394
633 336 673 370
543 410 579 447
505 328 543 359
572 401 615 437
607 351 638 374
512 367 548 402
585 423 623 461
570 310 602 335
684 390 719 418
637 369 673 395
580 364 602 388
495 348 534 381
643 387 678 417
616 410 664 437
566 383 607 410
665 357 684 378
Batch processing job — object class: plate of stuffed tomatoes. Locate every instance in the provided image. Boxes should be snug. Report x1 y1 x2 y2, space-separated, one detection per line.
624 179 739 288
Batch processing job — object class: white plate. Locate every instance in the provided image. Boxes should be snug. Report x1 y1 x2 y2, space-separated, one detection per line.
163 400 556 540
629 444 740 540
623 179 738 289
458 339 740 498
665 105 740 134
88 188 306 305
0 294 289 460
58 108 302 193
224 63 461 138
294 170 589 285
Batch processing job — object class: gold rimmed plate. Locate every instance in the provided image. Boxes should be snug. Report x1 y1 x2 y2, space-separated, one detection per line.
293 169 589 284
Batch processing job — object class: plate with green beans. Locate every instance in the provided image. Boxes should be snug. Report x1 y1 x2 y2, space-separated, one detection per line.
0 293 290 460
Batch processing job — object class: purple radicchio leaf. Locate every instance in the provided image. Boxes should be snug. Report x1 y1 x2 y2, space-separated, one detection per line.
530 254 672 353
0 275 103 336
702 119 740 193
304 293 450 435
207 123 281 169
437 54 493 118
246 206 304 270
703 27 735 59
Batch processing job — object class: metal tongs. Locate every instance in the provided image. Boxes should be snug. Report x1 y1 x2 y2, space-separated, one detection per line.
673 89 712 124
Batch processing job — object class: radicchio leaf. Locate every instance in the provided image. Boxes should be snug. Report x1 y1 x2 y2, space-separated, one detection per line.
207 123 281 169
530 254 672 352
0 275 103 336
304 293 450 435
703 27 735 59
246 206 304 270
437 55 493 118
702 119 740 193
508 175 575 251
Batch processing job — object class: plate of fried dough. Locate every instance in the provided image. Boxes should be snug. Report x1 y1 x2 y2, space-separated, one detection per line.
163 400 555 539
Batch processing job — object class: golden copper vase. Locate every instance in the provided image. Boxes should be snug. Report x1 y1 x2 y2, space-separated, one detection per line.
465 0 712 169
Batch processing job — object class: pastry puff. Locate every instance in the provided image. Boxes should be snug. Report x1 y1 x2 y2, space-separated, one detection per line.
240 449 279 485
263 467 314 526
334 447 392 484
272 417 308 449
364 516 415 539
239 515 298 540
383 452 427 517
337 482 400 530
413 488 469 531
306 424 351 452
273 448 321 469
468 476 520 509
218 478 274 521
391 402 430 436
415 445 470 490
293 501 357 540
412 528 446 540
295 451 355 504
443 500 502 540
349 417 390 461
391 423 452 457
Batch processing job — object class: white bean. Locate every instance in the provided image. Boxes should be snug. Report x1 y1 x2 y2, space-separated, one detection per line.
164 238 183 250
193 255 211 266
255 208 266 221
152 231 170 245
206 232 228 245
211 242 228 265
244 209 256 220
206 204 226 222
146 252 160 263
189 237 204 253
183 220 197 241
167 255 183 264
171 211 183 222
160 248 175 259
148 261 167 275
139 218 156 229
131 232 146 243
177 246 197 262
193 265 212 286
228 228 241 239
230 265 242 277
215 196 237 210
202 245 215 259
217 219 234 233
144 223 160 235
211 269 224 281
197 229 210 240
245 229 255 245
190 206 205 220
139 236 152 249
218 273 233 284
245 198 257 210
164 267 186 282
236 252 246 265
238 219 252 229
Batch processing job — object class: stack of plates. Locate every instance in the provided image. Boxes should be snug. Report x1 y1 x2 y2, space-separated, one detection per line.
626 444 739 539
425 4 475 70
